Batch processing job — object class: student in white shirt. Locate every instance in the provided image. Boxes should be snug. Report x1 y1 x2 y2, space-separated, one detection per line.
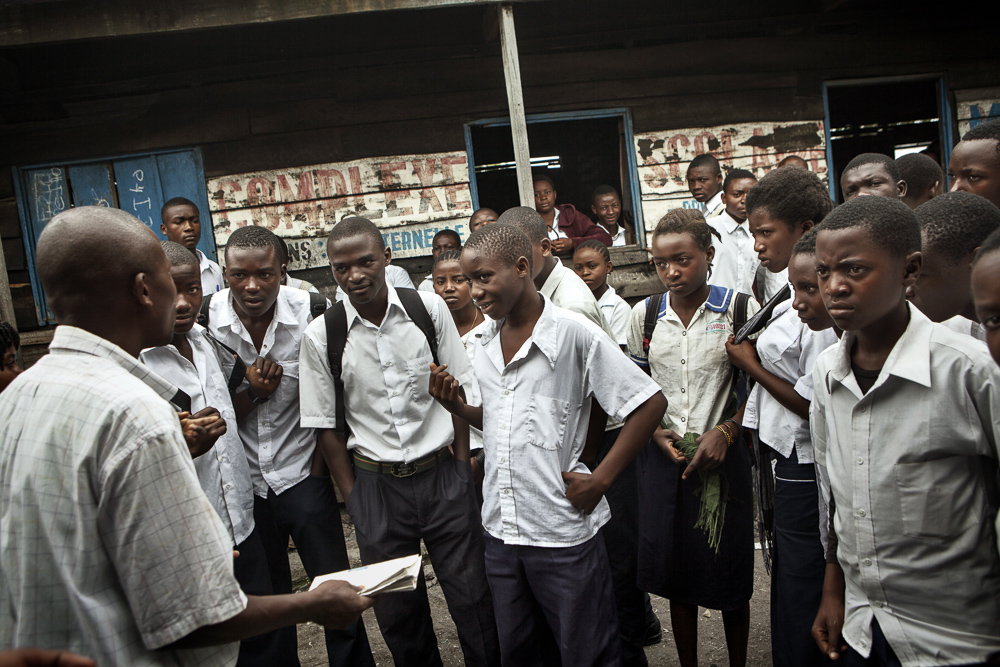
428 223 666 666
972 228 1000 365
746 165 833 306
725 231 838 667
810 196 1000 666
160 197 224 295
418 229 462 293
207 225 374 667
628 209 761 667
573 240 630 348
0 207 373 667
591 185 632 247
908 191 1000 342
687 154 725 218
706 169 758 297
335 263 413 301
299 217 500 667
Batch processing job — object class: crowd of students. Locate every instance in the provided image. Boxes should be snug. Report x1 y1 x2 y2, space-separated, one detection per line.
1 117 1000 667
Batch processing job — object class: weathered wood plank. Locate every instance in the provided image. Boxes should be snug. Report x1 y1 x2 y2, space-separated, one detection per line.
67 163 116 207
498 4 533 207
112 157 165 231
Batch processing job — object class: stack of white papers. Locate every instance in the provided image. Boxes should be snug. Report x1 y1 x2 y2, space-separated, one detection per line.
308 554 422 596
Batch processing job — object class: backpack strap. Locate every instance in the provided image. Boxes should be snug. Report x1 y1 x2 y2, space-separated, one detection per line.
324 301 350 438
396 288 439 367
204 333 248 393
309 291 327 319
733 292 751 336
642 293 664 357
197 292 213 328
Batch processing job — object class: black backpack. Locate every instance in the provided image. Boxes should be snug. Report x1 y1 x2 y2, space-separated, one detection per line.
324 288 439 438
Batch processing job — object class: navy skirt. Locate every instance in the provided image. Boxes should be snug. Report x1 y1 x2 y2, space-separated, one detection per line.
636 436 754 610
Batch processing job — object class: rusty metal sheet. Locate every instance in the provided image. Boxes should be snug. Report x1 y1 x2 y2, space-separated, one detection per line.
634 120 829 231
208 151 474 260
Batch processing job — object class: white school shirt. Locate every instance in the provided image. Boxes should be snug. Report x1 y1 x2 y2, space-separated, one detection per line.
540 260 613 337
547 208 569 240
628 285 760 435
942 314 987 342
742 300 837 464
470 297 660 547
285 275 321 294
418 275 436 293
606 224 627 247
462 320 490 452
811 304 1000 665
299 284 474 463
208 286 317 497
197 248 224 295
0 326 245 666
706 210 757 296
760 266 789 302
702 190 725 218
597 287 630 347
335 264 415 302
140 324 256 546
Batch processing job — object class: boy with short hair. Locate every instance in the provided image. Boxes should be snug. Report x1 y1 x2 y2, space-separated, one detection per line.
207 225 373 667
140 241 285 666
706 168 758 295
498 206 610 334
591 185 631 247
949 117 1000 207
810 196 1000 666
419 228 463 292
469 207 499 234
429 223 667 665
839 153 906 202
896 153 943 209
160 196 224 295
687 154 725 217
908 191 1000 339
533 174 613 255
299 217 500 667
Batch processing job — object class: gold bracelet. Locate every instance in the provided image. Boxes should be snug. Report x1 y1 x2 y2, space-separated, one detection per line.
714 424 733 447
725 419 741 441
718 422 736 447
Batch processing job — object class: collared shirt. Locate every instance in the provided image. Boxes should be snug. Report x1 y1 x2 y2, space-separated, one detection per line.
743 301 837 463
760 266 789 302
471 297 660 547
811 304 1000 665
607 225 627 247
299 284 473 463
547 208 569 240
140 324 256 546
285 275 320 294
197 248 225 295
336 265 414 302
462 320 490 452
418 275 435 293
209 286 317 497
540 260 613 337
628 285 760 435
597 288 630 346
942 314 987 342
702 191 725 218
706 211 757 296
0 326 246 666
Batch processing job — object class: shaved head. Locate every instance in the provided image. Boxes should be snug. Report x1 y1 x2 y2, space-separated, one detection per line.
497 206 547 244
37 206 176 353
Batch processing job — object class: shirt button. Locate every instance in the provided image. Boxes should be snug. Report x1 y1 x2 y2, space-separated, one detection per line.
504 390 510 396
864 558 872 566
680 416 686 422
500 424 507 430
225 484 231 490
385 361 392 367
860 406 867 412
392 391 398 397
397 419 406 425
681 388 686 393
859 509 866 517
504 489 509 495
681 359 686 364
405 448 411 453
500 457 506 463
874 602 882 608
860 640 867 648
857 457 864 465
262 445 268 449
682 331 687 336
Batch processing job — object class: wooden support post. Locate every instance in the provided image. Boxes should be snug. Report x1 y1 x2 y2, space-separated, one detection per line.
498 3 533 207
0 241 15 327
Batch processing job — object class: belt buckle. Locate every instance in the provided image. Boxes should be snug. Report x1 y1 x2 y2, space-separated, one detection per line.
390 461 418 477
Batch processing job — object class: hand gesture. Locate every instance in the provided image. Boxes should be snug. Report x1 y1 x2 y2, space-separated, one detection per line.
428 363 465 414
652 428 687 464
551 238 574 255
246 357 283 399
0 649 95 667
309 580 378 629
812 592 847 660
562 471 609 515
179 407 227 458
725 335 758 372
683 427 729 480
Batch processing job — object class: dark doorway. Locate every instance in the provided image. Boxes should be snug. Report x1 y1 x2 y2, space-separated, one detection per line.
468 113 640 243
826 78 945 203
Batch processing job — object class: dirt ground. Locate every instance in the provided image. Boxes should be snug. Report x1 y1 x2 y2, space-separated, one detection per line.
293 509 773 666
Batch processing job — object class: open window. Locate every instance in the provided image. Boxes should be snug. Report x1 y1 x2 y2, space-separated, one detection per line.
13 148 215 325
823 76 953 203
465 108 645 246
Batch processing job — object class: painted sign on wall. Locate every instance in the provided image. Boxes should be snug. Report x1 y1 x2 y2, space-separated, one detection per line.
956 88 1000 137
207 151 474 270
634 121 828 231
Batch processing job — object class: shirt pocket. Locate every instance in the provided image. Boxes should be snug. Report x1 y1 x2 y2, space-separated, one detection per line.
273 359 299 403
525 395 571 451
894 455 983 539
404 353 434 406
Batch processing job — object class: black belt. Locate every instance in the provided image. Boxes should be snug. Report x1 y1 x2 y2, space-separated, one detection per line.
352 448 451 477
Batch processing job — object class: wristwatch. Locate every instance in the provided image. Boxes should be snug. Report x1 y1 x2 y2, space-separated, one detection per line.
247 387 270 405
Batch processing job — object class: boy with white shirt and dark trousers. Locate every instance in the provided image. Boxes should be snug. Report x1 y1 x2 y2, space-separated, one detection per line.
429 223 667 666
299 217 500 667
706 169 758 297
207 225 373 667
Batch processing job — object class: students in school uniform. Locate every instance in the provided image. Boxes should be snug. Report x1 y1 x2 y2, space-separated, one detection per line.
686 154 725 218
533 174 614 256
299 217 500 667
418 229 462 293
628 209 760 667
590 185 633 247
574 240 630 349
160 197 224 295
207 225 373 667
726 230 838 667
428 222 666 667
141 241 286 666
336 264 414 301
705 169 758 297
973 227 1000 365
810 196 1000 666
949 117 1000 208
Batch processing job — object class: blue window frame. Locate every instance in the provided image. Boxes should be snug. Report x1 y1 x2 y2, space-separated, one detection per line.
12 147 215 325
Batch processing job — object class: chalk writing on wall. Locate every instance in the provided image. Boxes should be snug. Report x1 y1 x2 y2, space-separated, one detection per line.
207 152 474 269
30 168 66 226
635 121 828 231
